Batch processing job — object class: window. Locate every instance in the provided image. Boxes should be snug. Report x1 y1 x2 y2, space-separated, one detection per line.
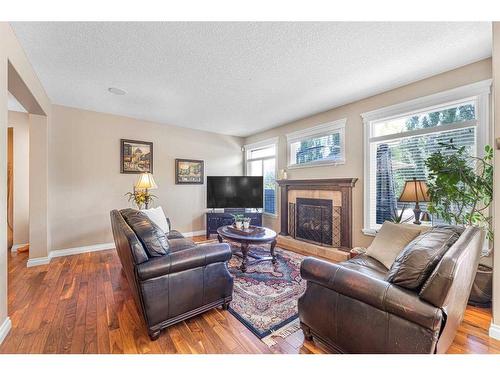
244 138 278 215
287 119 346 168
362 80 491 235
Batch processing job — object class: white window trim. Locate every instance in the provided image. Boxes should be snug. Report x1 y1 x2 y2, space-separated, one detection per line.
243 137 279 217
286 118 346 169
244 137 279 158
361 79 491 236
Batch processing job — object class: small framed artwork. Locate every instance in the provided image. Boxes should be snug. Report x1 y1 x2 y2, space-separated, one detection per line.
175 159 204 184
121 139 153 174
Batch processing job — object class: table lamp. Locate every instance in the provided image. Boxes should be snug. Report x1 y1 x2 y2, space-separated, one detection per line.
398 177 430 225
135 173 158 209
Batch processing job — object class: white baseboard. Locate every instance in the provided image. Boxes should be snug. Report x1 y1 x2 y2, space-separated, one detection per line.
182 229 206 237
11 243 29 253
50 242 115 259
27 242 116 267
0 317 12 345
25 229 206 268
26 256 51 267
489 323 500 340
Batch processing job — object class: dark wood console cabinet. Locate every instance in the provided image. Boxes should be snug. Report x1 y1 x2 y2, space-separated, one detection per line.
206 211 262 239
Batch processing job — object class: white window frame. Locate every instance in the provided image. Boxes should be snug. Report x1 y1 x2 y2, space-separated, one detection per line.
286 119 346 169
243 137 279 217
361 79 492 236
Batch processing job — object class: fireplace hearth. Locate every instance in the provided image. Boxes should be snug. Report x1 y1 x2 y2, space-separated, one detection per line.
296 198 333 246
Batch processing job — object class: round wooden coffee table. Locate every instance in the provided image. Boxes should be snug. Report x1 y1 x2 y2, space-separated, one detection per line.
217 225 277 272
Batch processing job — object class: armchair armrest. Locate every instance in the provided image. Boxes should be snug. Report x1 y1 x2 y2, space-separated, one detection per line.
137 242 232 281
300 257 443 331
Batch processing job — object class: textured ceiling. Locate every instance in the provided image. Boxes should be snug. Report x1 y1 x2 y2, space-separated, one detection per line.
11 22 492 137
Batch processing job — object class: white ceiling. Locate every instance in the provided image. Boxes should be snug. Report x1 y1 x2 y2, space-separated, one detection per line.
11 22 492 137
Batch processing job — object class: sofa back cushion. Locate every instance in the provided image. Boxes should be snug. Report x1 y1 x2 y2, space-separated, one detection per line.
386 225 462 291
121 208 170 257
141 206 170 233
365 221 422 269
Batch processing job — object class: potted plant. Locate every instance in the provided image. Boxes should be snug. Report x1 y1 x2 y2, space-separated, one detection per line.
125 188 157 210
425 143 493 238
232 214 245 229
243 217 252 229
425 142 493 306
389 205 412 224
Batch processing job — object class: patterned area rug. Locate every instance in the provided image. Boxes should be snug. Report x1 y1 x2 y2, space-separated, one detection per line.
226 244 306 341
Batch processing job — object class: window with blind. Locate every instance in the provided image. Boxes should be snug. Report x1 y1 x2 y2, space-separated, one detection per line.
362 81 491 234
287 119 346 168
244 139 277 215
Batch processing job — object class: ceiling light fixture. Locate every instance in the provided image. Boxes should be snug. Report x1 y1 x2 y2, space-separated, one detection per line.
108 87 127 95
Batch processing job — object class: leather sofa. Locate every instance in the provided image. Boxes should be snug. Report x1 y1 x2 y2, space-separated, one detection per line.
110 209 234 340
298 226 483 354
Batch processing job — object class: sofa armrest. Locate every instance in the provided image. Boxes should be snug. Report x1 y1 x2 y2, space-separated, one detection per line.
300 257 443 331
137 242 232 281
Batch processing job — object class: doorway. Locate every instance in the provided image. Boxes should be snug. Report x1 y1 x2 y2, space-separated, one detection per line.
6 95 31 255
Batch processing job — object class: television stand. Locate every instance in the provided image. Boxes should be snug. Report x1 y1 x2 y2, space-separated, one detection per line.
206 210 262 239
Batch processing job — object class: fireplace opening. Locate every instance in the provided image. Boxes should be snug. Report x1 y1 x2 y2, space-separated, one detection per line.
296 198 333 246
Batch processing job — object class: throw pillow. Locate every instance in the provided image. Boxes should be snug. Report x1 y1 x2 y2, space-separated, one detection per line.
141 206 170 234
122 208 170 257
365 221 422 269
386 225 462 291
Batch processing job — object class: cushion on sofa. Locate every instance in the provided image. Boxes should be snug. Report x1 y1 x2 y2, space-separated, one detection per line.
141 206 170 234
400 223 432 234
386 225 463 291
365 221 422 269
121 208 170 257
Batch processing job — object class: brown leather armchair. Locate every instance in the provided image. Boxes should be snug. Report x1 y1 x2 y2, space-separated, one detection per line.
298 226 483 354
110 209 234 340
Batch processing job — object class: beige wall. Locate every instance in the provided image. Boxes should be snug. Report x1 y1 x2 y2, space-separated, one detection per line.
244 58 493 249
1 22 51 340
48 105 244 250
8 111 29 246
29 114 50 260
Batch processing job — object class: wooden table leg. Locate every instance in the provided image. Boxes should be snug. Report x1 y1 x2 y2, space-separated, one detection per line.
240 242 249 272
270 239 277 264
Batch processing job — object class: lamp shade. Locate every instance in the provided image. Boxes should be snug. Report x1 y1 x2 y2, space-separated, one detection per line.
398 178 429 203
135 173 158 190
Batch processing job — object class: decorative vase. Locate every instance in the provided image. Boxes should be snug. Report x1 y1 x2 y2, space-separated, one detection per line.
235 221 243 229
243 219 251 229
280 169 288 180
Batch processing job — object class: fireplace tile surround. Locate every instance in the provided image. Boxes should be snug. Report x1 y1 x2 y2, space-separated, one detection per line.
276 178 358 254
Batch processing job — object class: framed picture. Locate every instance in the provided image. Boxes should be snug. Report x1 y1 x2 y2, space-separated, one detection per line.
175 159 204 184
120 139 153 174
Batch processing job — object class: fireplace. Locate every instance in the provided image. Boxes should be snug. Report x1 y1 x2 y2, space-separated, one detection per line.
277 178 357 250
296 198 332 246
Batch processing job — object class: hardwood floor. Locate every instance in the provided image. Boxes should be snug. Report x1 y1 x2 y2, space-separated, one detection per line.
1 239 499 354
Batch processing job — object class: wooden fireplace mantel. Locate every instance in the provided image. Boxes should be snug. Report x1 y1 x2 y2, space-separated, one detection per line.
276 178 358 249
276 178 358 189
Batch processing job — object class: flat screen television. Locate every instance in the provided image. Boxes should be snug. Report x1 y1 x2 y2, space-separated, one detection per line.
207 176 263 209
